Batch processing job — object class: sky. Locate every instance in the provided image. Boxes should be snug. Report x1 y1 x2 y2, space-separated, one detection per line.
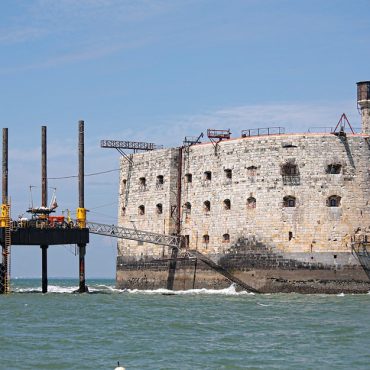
1 0 369 279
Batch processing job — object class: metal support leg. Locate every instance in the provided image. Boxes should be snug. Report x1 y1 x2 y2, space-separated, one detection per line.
41 245 48 293
78 243 88 293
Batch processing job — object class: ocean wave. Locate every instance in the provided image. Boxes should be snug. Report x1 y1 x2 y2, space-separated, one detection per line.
124 284 255 296
12 283 255 295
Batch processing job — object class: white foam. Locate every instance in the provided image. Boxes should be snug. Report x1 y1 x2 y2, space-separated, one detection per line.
12 283 255 295
337 292 345 297
124 284 255 296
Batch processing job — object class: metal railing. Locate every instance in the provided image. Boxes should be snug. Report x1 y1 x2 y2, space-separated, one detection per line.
86 221 183 248
241 127 285 137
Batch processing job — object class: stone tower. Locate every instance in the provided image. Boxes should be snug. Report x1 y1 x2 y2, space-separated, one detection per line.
357 81 370 134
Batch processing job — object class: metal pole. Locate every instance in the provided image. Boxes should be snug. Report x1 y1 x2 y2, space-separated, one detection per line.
2 128 8 204
78 120 87 293
41 126 48 293
79 121 84 209
1 128 8 293
166 146 183 290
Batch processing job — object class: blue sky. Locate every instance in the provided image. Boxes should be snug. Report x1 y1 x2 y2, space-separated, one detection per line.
1 0 369 279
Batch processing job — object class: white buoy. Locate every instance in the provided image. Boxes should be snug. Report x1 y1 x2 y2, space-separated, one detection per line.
115 361 125 370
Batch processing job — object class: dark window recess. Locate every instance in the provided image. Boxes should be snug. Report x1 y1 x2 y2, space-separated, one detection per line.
334 254 337 259
283 196 296 207
184 202 191 214
289 231 293 241
224 169 232 179
327 164 342 174
185 173 193 183
203 235 209 244
203 200 211 212
204 171 212 181
223 233 230 243
185 235 190 248
138 205 145 215
122 206 126 216
247 166 257 176
247 197 256 209
122 179 127 185
281 162 300 185
156 175 164 185
327 195 341 207
139 177 146 190
223 199 231 210
156 203 163 214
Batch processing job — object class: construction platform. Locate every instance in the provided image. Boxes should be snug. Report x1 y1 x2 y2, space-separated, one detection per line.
0 227 89 246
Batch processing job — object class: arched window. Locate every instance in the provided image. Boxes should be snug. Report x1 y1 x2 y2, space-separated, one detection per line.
203 234 209 244
156 203 163 214
281 162 300 185
185 173 192 183
224 169 232 179
184 202 191 214
122 179 127 185
139 177 146 190
247 197 256 209
204 171 212 181
156 175 164 189
203 200 211 213
283 196 296 207
223 199 231 210
282 163 298 176
247 166 257 176
327 164 342 174
121 206 126 216
138 205 145 215
222 233 230 243
327 195 341 207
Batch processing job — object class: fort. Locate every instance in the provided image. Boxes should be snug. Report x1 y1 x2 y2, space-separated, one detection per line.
115 81 370 293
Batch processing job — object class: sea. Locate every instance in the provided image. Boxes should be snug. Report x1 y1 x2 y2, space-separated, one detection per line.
0 279 369 370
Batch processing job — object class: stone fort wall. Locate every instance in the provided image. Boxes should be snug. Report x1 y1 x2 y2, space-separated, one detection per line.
117 133 370 261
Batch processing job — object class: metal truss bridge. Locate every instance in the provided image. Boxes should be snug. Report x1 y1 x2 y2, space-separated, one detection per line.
86 221 183 249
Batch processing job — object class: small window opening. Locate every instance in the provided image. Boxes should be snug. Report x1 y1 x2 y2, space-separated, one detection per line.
334 254 337 259
139 177 146 189
184 235 190 248
122 179 127 185
327 164 342 174
223 233 230 243
156 203 163 214
327 195 341 207
247 166 257 176
204 171 212 181
185 173 193 183
203 234 209 244
283 196 296 207
203 200 211 213
282 163 298 176
289 231 293 241
224 169 232 179
247 197 256 209
138 205 145 215
156 175 164 185
223 199 231 210
122 206 126 216
184 202 191 214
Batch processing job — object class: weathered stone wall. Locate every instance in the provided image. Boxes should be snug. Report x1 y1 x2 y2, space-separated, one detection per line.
117 148 179 259
117 133 370 263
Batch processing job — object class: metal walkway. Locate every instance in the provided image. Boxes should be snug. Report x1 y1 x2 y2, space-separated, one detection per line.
86 221 259 292
86 221 183 249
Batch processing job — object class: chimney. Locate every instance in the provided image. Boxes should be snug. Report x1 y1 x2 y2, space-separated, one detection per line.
357 81 370 134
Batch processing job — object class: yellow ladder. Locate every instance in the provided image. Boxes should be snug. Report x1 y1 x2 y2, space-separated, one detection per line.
1 204 11 294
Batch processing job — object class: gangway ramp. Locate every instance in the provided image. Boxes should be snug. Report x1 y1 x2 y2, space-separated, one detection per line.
86 221 260 293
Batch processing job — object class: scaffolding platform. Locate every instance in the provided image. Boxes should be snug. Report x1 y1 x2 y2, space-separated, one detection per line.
0 227 89 246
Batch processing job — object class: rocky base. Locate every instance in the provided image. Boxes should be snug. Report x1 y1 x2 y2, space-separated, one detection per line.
116 256 370 294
